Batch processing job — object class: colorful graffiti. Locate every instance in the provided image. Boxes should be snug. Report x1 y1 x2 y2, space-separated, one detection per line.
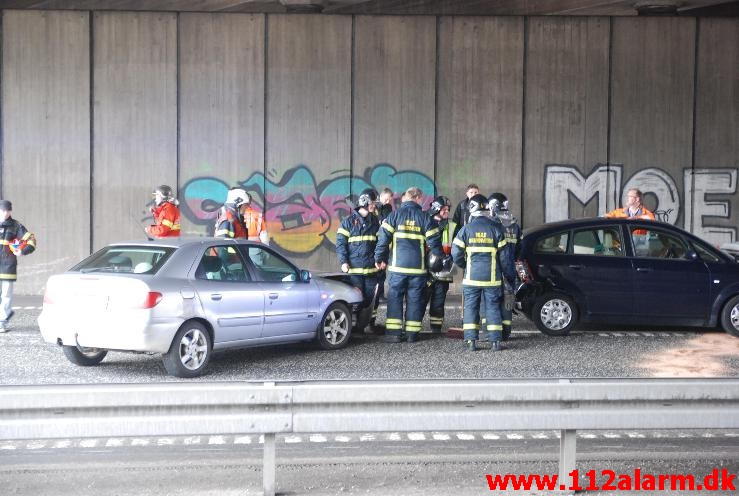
181 163 437 255
544 164 738 245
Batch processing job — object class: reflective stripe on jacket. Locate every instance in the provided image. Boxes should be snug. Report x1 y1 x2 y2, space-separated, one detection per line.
375 201 442 275
336 209 379 274
451 216 516 287
0 218 36 280
214 205 248 239
149 201 181 238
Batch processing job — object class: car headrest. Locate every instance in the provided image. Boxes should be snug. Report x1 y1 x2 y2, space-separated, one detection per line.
202 255 222 273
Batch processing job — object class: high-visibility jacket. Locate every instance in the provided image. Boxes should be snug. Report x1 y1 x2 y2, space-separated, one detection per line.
605 207 655 221
452 215 516 288
214 205 248 239
492 210 522 259
148 201 181 238
375 201 442 275
0 217 36 280
336 209 379 275
242 205 267 242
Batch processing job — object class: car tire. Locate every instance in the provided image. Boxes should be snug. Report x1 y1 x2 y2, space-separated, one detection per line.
62 345 108 366
317 302 352 350
532 293 578 337
720 295 739 338
163 321 212 378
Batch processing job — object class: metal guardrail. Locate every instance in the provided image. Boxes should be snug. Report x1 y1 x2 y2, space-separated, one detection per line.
2 378 739 496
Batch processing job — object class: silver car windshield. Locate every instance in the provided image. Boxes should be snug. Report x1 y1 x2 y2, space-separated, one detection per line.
72 245 175 275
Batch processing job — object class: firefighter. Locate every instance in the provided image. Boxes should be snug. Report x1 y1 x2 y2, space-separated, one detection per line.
451 194 516 352
146 185 181 238
0 200 36 333
488 192 522 341
336 189 380 332
425 196 453 333
214 188 249 239
242 194 269 245
375 187 443 343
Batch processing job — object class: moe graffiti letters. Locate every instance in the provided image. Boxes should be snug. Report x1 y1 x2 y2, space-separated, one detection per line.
544 164 738 245
181 163 436 256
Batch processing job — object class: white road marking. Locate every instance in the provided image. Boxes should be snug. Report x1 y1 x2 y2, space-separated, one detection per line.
506 433 524 440
79 439 98 448
309 434 328 443
359 434 376 442
603 433 621 438
130 439 149 446
182 436 201 445
530 432 550 439
54 440 73 448
157 438 174 446
105 439 124 447
334 435 351 443
387 433 402 441
284 436 302 444
432 433 450 441
481 433 500 440
578 433 597 439
233 436 252 444
407 432 426 441
456 433 475 441
208 436 226 445
626 432 646 438
0 443 18 450
24 306 35 310
26 441 47 449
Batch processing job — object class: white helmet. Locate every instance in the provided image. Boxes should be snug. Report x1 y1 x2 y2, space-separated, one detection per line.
225 188 249 207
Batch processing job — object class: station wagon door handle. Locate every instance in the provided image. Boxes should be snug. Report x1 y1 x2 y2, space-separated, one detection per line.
268 293 279 300
568 264 583 270
210 293 222 301
636 267 653 273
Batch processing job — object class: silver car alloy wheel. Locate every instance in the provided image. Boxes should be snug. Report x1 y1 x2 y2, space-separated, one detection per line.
323 309 349 345
179 328 208 371
540 299 572 331
731 304 739 331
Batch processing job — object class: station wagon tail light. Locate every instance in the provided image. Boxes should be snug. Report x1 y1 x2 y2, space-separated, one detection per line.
515 260 533 283
143 292 163 309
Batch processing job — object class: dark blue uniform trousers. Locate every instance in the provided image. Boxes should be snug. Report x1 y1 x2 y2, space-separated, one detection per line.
385 272 427 336
426 280 450 331
348 275 378 312
463 286 503 342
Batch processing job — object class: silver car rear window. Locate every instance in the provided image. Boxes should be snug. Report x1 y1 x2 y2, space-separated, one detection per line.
71 245 176 275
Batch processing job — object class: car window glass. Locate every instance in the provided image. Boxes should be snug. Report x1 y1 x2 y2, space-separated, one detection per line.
244 246 298 282
72 246 174 274
572 227 624 257
534 232 569 254
631 228 688 259
195 246 250 281
692 240 722 263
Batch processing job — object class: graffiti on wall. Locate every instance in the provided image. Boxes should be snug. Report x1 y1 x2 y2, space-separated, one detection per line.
544 164 738 245
181 163 436 256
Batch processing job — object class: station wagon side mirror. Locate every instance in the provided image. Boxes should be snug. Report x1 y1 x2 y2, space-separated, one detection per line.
300 270 312 282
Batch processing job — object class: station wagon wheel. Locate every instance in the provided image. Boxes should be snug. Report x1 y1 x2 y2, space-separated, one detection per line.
317 302 352 350
720 295 739 338
62 345 108 366
163 321 213 378
532 293 578 337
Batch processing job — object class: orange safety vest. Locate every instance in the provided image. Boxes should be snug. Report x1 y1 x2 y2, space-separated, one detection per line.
243 206 265 240
604 207 655 221
148 202 181 238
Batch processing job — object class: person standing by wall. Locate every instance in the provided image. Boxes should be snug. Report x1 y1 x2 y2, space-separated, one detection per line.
146 185 181 238
371 187 394 331
336 189 380 333
605 188 655 220
375 187 442 343
451 184 480 239
214 188 249 239
0 200 36 333
425 196 453 333
378 188 394 222
452 194 516 352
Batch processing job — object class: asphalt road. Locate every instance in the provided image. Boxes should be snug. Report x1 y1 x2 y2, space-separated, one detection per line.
1 296 738 384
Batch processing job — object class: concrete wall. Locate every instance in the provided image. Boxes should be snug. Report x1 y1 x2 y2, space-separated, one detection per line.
2 10 738 293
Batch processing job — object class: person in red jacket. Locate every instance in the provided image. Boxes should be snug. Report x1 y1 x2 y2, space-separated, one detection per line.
146 185 181 238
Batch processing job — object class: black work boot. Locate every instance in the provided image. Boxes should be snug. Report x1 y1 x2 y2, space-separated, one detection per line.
383 335 401 344
465 339 477 351
406 332 418 343
490 340 505 351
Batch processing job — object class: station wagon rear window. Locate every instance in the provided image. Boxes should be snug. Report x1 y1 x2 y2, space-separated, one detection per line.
71 246 175 275
534 232 569 254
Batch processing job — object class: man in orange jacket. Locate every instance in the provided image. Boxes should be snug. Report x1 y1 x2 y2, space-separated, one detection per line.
242 195 269 244
146 185 181 238
605 188 655 221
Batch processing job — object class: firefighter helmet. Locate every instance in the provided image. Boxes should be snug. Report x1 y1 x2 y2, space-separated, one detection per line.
467 194 488 217
427 251 445 273
429 196 451 216
488 192 509 214
357 189 379 208
152 185 175 204
225 188 250 207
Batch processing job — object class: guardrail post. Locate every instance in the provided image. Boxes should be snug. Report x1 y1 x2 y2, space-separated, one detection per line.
263 433 276 496
559 429 576 491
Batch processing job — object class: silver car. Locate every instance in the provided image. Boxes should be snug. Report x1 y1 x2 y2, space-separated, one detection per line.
39 238 367 377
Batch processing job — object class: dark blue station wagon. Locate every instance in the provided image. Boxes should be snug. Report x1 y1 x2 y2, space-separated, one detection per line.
515 218 739 337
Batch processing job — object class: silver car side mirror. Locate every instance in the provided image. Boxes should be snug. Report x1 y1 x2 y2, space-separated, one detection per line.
300 270 311 282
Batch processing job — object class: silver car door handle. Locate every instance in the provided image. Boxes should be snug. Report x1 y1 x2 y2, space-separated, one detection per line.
268 293 279 300
210 293 222 301
636 267 653 273
568 264 583 270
